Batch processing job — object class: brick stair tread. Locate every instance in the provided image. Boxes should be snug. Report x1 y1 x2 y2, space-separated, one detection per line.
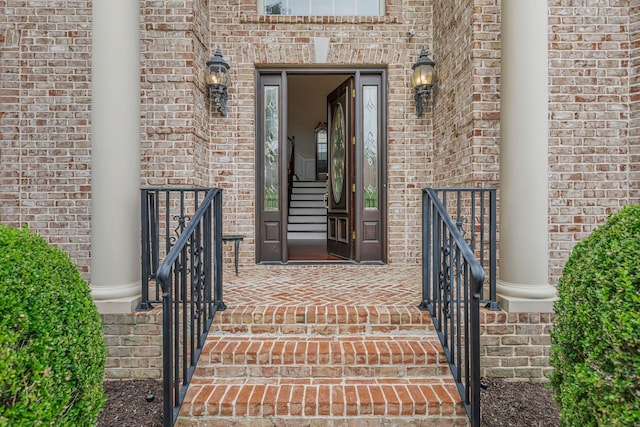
211 305 434 326
200 335 444 366
179 378 466 419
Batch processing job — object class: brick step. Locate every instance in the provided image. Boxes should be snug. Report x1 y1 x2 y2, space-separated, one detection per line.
210 305 436 336
177 378 467 424
195 335 449 379
178 301 467 425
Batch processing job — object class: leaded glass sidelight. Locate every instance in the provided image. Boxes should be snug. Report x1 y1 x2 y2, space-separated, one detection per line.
363 85 378 209
264 86 279 211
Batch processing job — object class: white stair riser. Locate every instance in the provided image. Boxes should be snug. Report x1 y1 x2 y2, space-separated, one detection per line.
288 223 327 232
287 232 326 240
288 215 326 223
291 193 325 201
292 187 326 195
290 200 326 208
289 207 326 216
292 181 327 188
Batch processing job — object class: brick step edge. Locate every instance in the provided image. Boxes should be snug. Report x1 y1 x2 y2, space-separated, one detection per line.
176 415 469 426
178 380 467 419
211 305 434 327
200 336 445 367
209 322 436 336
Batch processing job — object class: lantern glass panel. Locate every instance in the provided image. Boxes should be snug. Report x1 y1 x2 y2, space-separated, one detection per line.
412 65 433 88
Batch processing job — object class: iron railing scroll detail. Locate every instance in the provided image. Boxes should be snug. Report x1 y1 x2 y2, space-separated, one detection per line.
419 188 497 427
141 188 225 427
139 188 212 309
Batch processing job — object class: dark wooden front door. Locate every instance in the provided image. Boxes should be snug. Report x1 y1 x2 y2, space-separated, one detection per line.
327 78 355 260
255 70 387 264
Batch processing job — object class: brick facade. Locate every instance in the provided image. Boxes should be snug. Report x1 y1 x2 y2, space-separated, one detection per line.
1 0 639 381
101 310 163 380
1 0 93 275
481 309 555 380
2 0 638 279
630 0 640 204
548 0 637 281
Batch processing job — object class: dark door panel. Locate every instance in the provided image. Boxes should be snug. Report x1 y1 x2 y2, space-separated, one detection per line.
327 77 355 260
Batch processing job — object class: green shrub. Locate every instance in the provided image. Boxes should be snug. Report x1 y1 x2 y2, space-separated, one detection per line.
550 205 640 426
0 225 106 426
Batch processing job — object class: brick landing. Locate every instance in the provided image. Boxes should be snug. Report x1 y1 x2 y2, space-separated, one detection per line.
176 265 469 426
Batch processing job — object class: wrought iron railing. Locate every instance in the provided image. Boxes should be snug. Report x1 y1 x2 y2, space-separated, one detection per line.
140 188 225 427
428 188 498 310
139 188 213 309
419 188 497 427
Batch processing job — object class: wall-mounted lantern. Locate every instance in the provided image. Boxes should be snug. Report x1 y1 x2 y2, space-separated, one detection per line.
412 48 436 117
206 47 230 116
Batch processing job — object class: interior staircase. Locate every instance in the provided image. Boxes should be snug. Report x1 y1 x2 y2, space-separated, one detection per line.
287 181 327 240
176 301 468 425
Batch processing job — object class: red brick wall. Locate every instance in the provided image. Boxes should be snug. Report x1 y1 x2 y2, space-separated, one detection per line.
1 0 638 283
0 1 93 276
140 0 211 188
481 310 555 380
630 0 640 204
213 0 436 264
548 0 633 282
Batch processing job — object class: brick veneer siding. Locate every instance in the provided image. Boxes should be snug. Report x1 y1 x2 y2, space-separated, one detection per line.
140 0 211 189
432 0 501 187
0 1 93 277
631 0 640 204
481 309 555 380
1 0 640 381
2 0 638 280
220 0 438 265
548 1 635 282
101 309 163 380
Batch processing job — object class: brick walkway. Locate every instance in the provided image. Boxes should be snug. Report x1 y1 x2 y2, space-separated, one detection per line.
176 264 469 426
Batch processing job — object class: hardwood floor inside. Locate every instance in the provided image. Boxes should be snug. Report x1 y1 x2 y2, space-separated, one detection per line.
287 239 343 262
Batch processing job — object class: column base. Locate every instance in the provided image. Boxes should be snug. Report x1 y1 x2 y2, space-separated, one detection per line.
91 281 141 314
496 293 556 313
496 279 557 312
94 294 142 314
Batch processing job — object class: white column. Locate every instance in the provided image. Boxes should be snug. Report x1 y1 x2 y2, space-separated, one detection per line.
90 0 141 313
497 0 556 312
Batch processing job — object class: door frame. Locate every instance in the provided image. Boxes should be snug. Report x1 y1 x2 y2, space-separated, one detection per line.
255 67 388 264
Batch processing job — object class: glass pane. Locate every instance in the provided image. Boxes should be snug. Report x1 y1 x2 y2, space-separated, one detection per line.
356 0 379 15
311 0 332 15
334 0 357 16
264 0 285 14
264 86 279 211
263 0 381 16
289 0 310 15
331 102 345 204
363 86 378 210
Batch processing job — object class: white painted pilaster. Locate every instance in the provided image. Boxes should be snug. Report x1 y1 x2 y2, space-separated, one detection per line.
90 0 141 313
497 0 556 312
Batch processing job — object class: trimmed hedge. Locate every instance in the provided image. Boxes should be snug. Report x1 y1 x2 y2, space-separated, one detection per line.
550 205 640 426
0 225 106 425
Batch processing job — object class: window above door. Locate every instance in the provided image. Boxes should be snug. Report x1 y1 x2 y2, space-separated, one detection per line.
259 0 384 16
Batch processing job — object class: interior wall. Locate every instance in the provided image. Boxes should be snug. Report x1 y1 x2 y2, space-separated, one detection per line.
287 74 349 161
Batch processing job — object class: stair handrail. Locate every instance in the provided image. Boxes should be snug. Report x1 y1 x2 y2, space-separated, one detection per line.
155 188 226 427
420 188 485 427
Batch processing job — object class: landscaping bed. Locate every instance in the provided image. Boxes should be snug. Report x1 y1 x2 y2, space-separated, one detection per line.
97 378 559 426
